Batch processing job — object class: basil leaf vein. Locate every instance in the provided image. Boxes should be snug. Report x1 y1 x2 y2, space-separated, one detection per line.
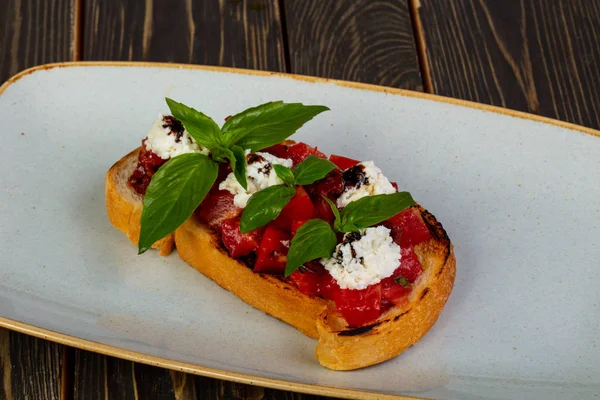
293 155 337 185
138 153 218 253
166 97 222 149
240 185 296 233
285 219 337 277
339 192 414 232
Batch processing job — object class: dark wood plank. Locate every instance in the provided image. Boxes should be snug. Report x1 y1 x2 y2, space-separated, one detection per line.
284 0 423 90
74 352 198 400
0 0 75 83
83 0 285 71
417 0 600 129
0 329 64 400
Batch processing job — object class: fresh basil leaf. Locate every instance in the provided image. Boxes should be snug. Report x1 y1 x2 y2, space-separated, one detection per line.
322 195 342 232
285 219 337 277
395 276 409 287
240 185 296 233
222 101 330 151
231 145 247 190
339 192 414 232
166 98 222 149
211 146 234 163
293 155 337 185
138 153 218 254
273 164 295 187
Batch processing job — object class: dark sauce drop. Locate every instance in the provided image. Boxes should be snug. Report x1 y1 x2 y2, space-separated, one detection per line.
162 115 185 143
343 164 368 190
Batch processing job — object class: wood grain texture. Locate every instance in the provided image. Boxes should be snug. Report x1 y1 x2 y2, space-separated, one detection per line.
74 351 199 400
417 0 600 129
0 329 63 400
83 0 285 71
0 0 75 83
284 0 423 90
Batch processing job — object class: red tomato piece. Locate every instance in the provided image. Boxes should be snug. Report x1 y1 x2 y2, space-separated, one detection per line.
289 262 323 297
273 187 317 231
319 271 340 300
254 225 290 273
262 143 289 159
199 190 241 232
329 154 360 170
381 276 412 306
290 219 309 236
396 247 423 283
220 217 263 258
305 169 344 224
333 284 382 327
386 208 432 247
313 197 336 224
391 181 399 191
287 142 327 165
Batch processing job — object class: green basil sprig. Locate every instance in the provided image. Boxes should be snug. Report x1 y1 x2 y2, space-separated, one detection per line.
138 98 329 254
284 192 414 276
239 156 337 233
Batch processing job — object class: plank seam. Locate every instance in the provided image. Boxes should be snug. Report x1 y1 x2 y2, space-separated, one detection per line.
277 0 291 73
408 0 433 93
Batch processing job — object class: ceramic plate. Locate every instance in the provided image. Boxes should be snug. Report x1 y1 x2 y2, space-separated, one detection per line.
1 63 598 400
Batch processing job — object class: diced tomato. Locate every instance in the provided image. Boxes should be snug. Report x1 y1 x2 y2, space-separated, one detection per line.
396 247 423 283
199 190 241 231
254 225 290 273
287 142 327 165
273 187 317 231
220 217 263 258
385 207 432 247
290 219 309 236
305 169 344 198
333 284 382 327
312 197 334 224
289 262 323 297
290 261 340 300
381 276 412 306
290 262 340 299
319 271 339 300
262 143 289 159
329 154 359 170
305 169 344 224
391 181 399 191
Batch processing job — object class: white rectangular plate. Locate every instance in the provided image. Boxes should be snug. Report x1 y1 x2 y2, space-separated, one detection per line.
1 63 598 400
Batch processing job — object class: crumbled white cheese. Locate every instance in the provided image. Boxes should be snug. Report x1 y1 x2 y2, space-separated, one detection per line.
336 161 396 208
219 150 293 208
320 226 401 290
144 114 209 159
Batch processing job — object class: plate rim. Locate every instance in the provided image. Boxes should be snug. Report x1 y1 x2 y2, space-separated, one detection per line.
1 61 599 140
1 61 598 399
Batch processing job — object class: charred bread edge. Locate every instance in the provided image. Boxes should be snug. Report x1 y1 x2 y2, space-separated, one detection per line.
105 147 174 255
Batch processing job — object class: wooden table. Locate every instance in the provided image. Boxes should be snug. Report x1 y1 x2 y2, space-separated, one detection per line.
1 1 599 399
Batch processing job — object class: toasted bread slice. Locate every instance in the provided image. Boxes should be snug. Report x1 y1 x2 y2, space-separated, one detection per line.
107 149 456 370
105 147 174 255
